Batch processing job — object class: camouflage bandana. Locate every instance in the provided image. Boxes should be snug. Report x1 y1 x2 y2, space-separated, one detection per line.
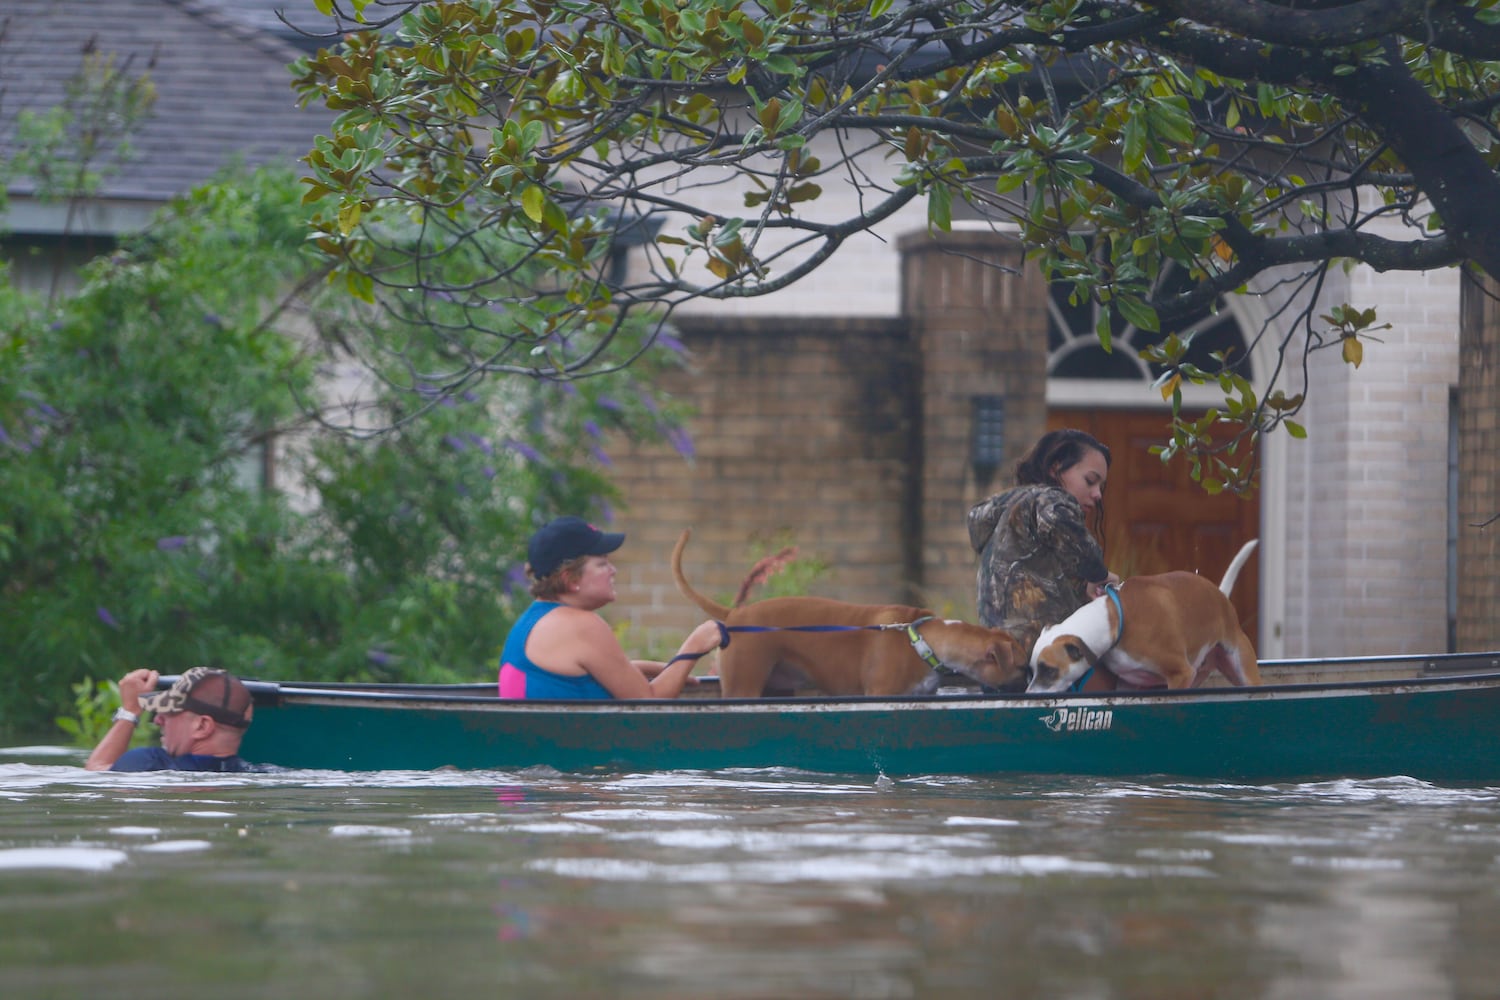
139 666 252 728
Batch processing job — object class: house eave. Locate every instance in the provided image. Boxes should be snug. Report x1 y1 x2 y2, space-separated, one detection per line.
1 196 162 238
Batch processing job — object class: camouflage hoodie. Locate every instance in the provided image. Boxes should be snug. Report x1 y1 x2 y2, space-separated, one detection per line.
968 484 1110 656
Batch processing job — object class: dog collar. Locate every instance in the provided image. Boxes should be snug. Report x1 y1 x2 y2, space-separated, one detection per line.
1101 583 1125 654
905 616 947 673
1067 584 1124 694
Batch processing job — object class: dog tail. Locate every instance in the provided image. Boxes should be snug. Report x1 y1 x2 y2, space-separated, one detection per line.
671 529 735 619
733 545 798 607
1218 539 1259 597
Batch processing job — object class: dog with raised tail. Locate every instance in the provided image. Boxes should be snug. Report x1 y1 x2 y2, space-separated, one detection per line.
1027 540 1260 693
672 529 1027 697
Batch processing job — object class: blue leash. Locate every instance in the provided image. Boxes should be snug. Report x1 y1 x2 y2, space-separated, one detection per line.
665 617 946 671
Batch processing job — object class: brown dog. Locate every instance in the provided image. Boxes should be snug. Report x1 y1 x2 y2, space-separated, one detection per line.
672 530 1026 697
1028 540 1260 692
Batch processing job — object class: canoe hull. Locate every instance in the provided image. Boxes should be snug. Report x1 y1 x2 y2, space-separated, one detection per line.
238 657 1500 781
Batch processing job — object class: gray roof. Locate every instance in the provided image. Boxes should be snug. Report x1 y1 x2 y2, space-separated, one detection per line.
192 0 351 54
0 0 337 207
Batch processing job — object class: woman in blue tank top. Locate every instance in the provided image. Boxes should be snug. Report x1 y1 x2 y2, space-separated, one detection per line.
499 516 725 700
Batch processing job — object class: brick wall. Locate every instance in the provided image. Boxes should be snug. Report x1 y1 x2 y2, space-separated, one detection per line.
899 227 1050 613
605 313 920 652
605 228 1049 653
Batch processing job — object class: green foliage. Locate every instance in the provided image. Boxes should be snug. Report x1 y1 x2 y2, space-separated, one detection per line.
290 0 1500 489
54 678 147 750
0 165 693 734
735 533 828 604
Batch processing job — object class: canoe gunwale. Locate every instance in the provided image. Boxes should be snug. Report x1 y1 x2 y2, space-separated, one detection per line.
244 660 1500 715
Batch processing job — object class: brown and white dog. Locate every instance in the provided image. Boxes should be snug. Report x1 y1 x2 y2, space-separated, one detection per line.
1027 540 1260 693
673 530 1027 697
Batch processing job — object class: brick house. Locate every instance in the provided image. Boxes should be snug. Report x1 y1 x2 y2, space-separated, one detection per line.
6 1 1494 661
604 182 1496 660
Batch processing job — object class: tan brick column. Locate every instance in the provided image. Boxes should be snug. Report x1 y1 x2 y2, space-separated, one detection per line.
1458 272 1500 650
898 226 1049 616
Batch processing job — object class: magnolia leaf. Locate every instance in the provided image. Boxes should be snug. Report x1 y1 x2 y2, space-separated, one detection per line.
521 185 545 224
1122 114 1145 173
786 182 822 203
337 200 362 235
1341 336 1364 368
1116 294 1160 333
927 182 952 230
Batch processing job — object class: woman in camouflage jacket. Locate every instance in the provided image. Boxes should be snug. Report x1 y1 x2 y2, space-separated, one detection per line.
968 429 1117 657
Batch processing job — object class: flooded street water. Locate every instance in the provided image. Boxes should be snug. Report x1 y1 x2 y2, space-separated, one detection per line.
4 747 1500 999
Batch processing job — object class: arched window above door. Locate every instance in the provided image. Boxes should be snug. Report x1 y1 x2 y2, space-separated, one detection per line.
1046 263 1252 382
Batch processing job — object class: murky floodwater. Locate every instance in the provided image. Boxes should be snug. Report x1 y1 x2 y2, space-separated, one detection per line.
4 746 1500 1000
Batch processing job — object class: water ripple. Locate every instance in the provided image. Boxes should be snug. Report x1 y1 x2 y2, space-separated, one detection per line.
0 846 129 871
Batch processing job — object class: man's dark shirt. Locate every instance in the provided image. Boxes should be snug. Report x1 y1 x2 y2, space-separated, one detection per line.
110 747 255 772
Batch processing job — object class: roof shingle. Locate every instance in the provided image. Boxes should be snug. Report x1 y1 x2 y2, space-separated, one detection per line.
1 0 336 204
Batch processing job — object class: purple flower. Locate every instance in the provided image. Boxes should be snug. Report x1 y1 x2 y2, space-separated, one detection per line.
667 426 695 460
482 465 496 479
590 445 613 467
506 564 528 590
367 649 393 667
443 434 467 452
504 438 543 463
97 606 122 630
467 433 493 455
438 396 457 409
461 390 479 403
0 423 9 445
655 332 687 356
156 536 189 551
583 419 602 440
597 395 623 412
640 395 660 415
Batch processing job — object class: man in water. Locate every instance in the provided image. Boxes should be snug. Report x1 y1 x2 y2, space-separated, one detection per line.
85 666 256 772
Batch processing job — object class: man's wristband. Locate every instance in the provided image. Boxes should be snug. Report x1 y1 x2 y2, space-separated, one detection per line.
112 708 140 725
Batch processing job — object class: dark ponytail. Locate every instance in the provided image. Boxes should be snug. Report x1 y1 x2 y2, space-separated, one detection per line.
1014 428 1111 487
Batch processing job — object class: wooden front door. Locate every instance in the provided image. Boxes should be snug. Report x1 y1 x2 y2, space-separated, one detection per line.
1048 409 1261 637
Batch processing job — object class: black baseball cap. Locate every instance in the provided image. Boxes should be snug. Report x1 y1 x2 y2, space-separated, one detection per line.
527 516 625 577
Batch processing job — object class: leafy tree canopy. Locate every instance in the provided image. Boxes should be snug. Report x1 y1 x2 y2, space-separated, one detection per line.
294 0 1500 485
0 164 691 736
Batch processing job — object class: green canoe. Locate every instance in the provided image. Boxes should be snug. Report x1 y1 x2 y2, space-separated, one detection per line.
228 652 1500 781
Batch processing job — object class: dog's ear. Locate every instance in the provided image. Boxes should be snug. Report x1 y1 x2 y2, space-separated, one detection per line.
1064 640 1098 665
986 637 1027 680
